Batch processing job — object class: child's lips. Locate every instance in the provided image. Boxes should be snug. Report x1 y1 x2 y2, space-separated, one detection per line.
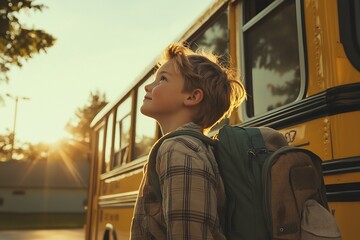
144 96 152 100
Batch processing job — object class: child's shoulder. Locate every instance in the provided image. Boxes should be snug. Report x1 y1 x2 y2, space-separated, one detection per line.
157 122 210 157
156 134 214 171
159 134 204 154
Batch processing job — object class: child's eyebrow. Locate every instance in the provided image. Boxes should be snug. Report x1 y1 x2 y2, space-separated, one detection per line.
157 70 172 76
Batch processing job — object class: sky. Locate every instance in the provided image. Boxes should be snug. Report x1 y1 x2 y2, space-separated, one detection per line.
0 0 215 144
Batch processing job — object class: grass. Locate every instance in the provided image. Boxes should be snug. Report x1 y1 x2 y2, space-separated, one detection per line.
0 212 86 230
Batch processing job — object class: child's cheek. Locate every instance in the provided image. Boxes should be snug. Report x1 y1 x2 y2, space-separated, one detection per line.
152 86 163 98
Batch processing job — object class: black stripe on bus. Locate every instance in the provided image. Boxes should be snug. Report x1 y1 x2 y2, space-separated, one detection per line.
326 182 360 202
322 156 360 175
240 82 360 128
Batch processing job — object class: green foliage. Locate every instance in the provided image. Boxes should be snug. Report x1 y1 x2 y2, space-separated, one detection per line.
66 91 108 143
0 0 56 82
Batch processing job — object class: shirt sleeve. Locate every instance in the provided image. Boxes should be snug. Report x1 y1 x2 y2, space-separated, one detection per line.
157 141 220 240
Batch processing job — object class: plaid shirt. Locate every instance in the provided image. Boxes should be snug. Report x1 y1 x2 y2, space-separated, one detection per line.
130 123 226 240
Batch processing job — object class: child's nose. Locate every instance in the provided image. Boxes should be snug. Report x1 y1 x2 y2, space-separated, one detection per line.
144 83 151 92
145 80 156 92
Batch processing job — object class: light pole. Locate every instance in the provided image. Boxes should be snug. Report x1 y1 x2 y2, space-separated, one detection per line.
6 93 30 160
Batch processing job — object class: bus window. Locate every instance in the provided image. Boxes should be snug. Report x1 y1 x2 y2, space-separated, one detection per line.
113 97 132 167
356 1 360 55
189 9 230 131
97 127 105 174
242 0 302 117
244 0 274 23
189 10 229 66
103 113 114 173
338 0 360 70
133 78 157 160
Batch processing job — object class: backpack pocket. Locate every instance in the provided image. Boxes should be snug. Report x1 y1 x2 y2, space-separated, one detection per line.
263 147 334 240
263 147 302 239
301 199 341 240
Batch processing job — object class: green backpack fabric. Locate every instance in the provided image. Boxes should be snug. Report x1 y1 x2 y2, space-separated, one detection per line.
148 125 341 240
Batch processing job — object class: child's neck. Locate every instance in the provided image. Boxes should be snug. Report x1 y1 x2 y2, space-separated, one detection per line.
158 116 193 135
155 107 198 135
159 122 188 135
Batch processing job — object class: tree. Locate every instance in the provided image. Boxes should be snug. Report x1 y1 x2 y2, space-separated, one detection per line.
0 0 56 83
0 130 49 161
66 91 108 143
0 132 12 160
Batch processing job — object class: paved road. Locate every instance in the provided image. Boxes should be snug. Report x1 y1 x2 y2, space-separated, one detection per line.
0 228 84 240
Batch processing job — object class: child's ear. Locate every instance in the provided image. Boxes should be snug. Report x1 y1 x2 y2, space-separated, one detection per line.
184 89 203 106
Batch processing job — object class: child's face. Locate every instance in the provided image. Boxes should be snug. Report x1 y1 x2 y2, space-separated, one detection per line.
141 59 188 120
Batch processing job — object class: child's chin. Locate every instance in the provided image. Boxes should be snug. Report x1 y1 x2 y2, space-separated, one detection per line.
140 107 153 118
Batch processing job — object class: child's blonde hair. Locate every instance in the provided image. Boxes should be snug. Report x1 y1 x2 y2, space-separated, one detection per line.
158 43 246 131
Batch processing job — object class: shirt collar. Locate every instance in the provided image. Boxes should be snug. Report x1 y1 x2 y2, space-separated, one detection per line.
175 122 203 133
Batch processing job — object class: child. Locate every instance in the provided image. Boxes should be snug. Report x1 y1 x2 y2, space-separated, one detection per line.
130 43 246 239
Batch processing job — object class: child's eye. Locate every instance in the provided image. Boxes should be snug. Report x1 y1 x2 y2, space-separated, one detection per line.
159 76 167 82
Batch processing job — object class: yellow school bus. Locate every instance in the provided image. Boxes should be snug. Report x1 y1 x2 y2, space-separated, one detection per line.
85 0 360 239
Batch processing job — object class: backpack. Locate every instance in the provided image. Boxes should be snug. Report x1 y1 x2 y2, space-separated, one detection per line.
148 125 341 240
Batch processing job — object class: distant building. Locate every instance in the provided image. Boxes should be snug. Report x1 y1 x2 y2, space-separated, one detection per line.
0 158 89 214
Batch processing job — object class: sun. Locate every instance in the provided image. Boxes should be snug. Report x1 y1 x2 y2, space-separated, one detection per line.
17 124 70 144
34 129 70 144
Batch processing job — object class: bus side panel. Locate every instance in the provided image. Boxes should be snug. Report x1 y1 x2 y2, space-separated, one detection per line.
330 111 360 160
327 111 360 240
94 169 143 240
278 116 333 160
335 41 360 86
304 0 360 93
88 138 103 240
328 202 360 240
100 168 143 196
304 0 335 96
89 161 102 240
85 135 96 240
97 207 134 240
